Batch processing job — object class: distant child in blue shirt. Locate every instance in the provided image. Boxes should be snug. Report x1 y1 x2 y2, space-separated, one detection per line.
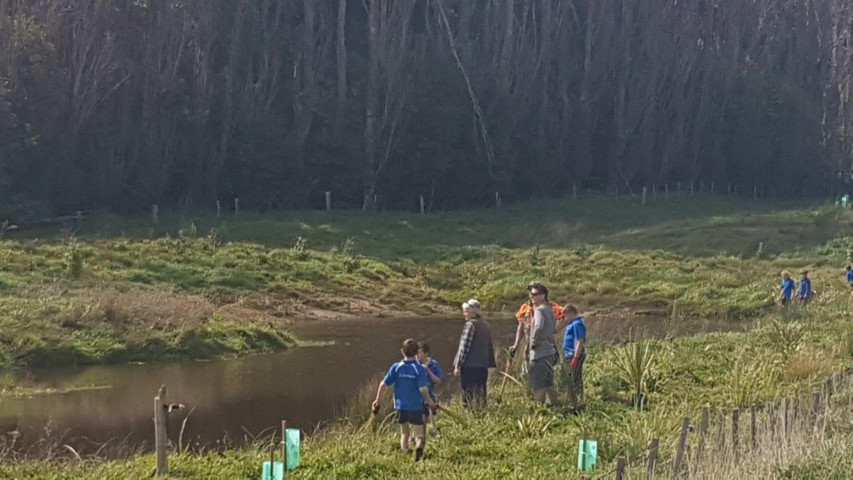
417 341 443 436
846 266 853 289
780 271 795 306
560 304 587 406
373 339 436 461
798 271 812 304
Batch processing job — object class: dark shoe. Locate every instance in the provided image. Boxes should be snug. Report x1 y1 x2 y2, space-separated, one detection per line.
415 447 424 461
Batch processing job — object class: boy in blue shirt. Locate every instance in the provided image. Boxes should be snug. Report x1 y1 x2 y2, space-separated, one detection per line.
417 341 444 436
798 271 812 304
780 271 795 306
559 304 587 407
373 339 437 461
846 266 853 290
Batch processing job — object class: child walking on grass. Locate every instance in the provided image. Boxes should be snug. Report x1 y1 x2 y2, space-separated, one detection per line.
373 339 437 461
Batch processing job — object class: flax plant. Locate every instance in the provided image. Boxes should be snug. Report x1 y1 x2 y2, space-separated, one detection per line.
612 335 658 410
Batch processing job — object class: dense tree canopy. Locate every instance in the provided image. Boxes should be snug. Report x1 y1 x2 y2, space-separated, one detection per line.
0 0 851 217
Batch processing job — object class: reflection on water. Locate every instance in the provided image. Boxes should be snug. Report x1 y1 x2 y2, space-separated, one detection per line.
0 313 741 452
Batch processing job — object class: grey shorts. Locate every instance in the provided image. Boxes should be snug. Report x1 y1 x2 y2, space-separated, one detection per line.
528 353 558 390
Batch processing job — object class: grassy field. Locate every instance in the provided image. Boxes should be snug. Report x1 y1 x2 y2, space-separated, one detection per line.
3 195 853 369
2 195 853 477
0 304 850 478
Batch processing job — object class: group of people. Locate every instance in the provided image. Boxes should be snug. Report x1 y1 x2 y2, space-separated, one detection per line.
780 270 812 305
372 282 586 460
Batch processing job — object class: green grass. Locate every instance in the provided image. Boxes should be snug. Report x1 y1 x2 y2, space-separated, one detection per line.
3 196 853 368
1 304 850 478
2 196 853 476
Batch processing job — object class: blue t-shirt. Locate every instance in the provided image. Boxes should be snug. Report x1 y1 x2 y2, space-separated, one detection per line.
846 270 853 284
780 278 795 299
383 358 430 411
424 358 444 401
798 278 811 299
562 316 587 358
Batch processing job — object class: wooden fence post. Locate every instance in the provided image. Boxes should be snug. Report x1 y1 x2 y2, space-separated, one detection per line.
812 391 821 421
646 438 659 480
792 398 800 430
325 191 332 211
693 407 709 477
642 187 648 205
750 406 757 449
616 456 627 480
672 417 690 480
767 402 776 441
216 200 221 218
155 385 168 477
234 198 240 215
419 194 425 214
732 408 740 463
780 398 788 442
495 191 501 208
717 409 726 450
665 184 669 199
151 204 159 225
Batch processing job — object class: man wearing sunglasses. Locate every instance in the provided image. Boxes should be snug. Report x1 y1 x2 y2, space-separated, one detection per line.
522 282 559 404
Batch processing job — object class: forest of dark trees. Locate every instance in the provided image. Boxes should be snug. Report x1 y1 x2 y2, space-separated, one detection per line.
0 0 851 216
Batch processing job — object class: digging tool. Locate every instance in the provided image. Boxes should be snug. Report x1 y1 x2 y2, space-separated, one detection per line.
496 350 514 404
428 406 441 436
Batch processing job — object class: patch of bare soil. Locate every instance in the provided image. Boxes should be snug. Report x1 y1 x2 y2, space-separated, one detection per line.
59 287 445 326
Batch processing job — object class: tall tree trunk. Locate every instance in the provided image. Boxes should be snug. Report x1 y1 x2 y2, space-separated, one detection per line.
362 0 380 211
334 0 348 140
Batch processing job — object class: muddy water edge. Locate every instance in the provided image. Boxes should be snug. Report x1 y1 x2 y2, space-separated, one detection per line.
0 313 742 456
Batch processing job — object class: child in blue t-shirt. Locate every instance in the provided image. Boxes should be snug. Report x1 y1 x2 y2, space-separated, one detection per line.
846 266 853 289
373 339 437 461
560 304 587 406
780 271 795 306
417 341 444 435
798 271 812 303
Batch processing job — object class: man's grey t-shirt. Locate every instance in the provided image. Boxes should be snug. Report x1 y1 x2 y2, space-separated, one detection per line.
529 304 556 360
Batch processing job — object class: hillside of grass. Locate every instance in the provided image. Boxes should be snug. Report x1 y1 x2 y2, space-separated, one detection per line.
3 195 853 369
1 304 850 479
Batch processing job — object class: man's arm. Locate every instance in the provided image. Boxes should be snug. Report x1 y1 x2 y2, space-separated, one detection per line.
510 321 525 354
453 321 475 373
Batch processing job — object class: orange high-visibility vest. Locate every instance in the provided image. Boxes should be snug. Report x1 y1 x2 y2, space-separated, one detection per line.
515 302 563 323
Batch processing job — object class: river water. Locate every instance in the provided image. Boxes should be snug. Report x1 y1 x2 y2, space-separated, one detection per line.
0 313 735 454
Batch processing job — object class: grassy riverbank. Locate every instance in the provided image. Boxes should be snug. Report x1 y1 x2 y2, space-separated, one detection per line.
1 304 850 478
2 195 853 368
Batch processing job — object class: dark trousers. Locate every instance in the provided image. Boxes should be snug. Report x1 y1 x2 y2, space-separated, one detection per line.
460 367 488 408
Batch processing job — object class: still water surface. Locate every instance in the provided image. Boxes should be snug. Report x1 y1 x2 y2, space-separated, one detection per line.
0 313 734 452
